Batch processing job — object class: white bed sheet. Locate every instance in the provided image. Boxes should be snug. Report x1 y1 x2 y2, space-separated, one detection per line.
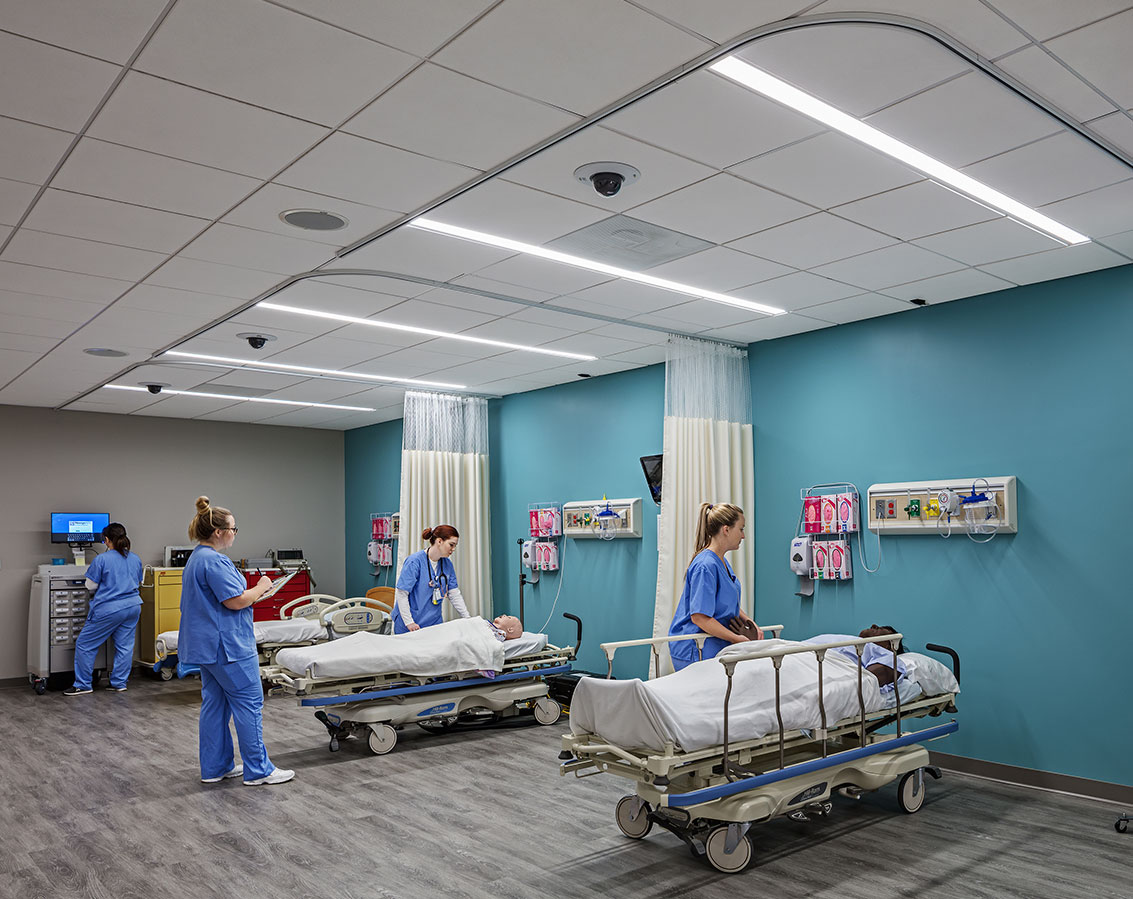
504 631 548 658
158 618 327 653
275 616 506 679
569 639 888 753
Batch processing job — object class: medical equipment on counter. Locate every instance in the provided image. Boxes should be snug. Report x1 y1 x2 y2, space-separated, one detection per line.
270 548 308 569
559 631 960 874
163 545 195 567
563 497 642 539
867 477 1017 542
27 564 106 694
266 613 582 755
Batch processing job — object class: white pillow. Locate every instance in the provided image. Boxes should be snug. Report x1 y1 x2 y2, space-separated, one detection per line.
503 631 548 658
901 651 960 696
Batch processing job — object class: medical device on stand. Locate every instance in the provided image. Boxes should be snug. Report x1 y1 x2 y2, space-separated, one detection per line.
792 484 877 597
866 477 1017 543
368 513 395 582
28 564 106 694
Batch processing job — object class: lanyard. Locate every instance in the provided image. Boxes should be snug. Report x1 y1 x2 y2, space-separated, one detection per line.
429 562 449 605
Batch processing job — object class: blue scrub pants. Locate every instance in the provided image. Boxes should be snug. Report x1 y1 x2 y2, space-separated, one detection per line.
669 635 730 673
73 604 141 690
198 655 274 782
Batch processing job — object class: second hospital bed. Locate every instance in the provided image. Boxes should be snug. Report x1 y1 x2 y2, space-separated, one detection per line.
560 630 961 873
266 613 582 755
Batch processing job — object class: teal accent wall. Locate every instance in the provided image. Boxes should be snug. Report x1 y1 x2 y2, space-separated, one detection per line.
749 264 1133 787
343 263 1133 785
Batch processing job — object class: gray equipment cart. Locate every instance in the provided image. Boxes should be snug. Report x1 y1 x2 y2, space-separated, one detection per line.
28 564 106 694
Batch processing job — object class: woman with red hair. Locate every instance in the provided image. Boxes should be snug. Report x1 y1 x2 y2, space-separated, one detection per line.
392 524 471 633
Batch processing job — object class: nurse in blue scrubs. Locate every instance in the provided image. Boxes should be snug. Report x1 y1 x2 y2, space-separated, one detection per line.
668 502 763 671
179 496 293 786
392 524 471 633
65 523 143 695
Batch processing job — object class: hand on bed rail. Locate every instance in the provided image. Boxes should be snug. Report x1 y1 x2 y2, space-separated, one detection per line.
727 618 763 641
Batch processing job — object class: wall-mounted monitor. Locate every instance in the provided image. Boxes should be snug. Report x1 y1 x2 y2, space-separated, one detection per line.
50 512 110 544
640 454 663 506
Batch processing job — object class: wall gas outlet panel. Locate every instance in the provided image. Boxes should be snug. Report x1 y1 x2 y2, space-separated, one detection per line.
866 477 1017 535
562 498 643 539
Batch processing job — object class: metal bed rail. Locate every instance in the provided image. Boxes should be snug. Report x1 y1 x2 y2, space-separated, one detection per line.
598 625 785 679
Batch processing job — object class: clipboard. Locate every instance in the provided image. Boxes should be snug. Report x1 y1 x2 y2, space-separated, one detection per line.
253 569 300 603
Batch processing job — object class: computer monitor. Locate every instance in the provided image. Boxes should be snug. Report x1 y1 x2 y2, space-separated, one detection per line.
640 454 663 506
50 512 110 545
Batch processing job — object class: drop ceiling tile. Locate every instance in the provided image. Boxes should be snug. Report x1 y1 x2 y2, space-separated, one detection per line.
130 362 225 391
1039 178 1133 238
2 231 166 281
115 284 240 319
270 280 412 318
736 271 862 311
222 184 400 247
69 388 161 413
0 0 171 63
0 225 10 246
0 33 119 131
1097 229 1133 258
727 213 897 269
865 71 1062 168
324 385 405 409
258 379 370 404
345 62 579 170
0 117 74 185
728 132 922 209
606 69 823 169
1086 111 1133 159
269 0 495 56
196 404 288 423
205 370 306 390
420 285 532 317
506 305 600 332
1042 11 1133 106
448 276 557 305
249 406 354 428
607 344 668 365
546 357 637 379
0 366 104 405
698 312 835 344
629 300 760 331
53 139 261 219
0 177 38 227
458 318 572 346
330 227 513 281
180 223 335 274
353 347 467 379
145 258 283 299
564 279 695 316
432 356 553 384
88 73 329 178
995 46 1116 123
0 330 57 353
135 0 417 125
812 244 965 290
500 126 715 213
24 190 207 254
320 321 433 352
736 22 970 116
533 331 642 358
831 182 1000 241
0 262 129 303
978 242 1129 284
987 0 1133 40
429 180 608 244
964 132 1133 206
913 218 1063 265
311 273 432 299
631 0 816 43
580 321 670 345
805 1 1027 59
798 292 910 323
138 395 244 418
71 306 215 347
277 133 479 213
0 311 75 339
266 335 400 369
630 174 814 244
372 297 499 333
880 268 1015 304
226 307 345 340
434 0 710 115
645 247 792 291
0 288 105 322
470 254 615 295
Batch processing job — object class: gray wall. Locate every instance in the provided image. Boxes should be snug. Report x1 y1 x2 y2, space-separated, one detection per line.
0 404 344 680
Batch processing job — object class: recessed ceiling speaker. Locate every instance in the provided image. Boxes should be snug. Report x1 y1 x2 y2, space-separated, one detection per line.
83 347 128 357
279 209 349 231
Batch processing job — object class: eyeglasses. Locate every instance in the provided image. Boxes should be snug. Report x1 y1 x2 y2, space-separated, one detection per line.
219 526 239 534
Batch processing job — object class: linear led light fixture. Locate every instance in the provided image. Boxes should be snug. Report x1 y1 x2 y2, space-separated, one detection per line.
257 301 598 361
709 56 1089 246
408 218 787 316
163 351 467 390
103 384 375 412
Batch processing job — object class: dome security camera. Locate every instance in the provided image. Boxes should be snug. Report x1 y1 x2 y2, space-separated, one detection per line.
142 383 167 395
590 171 625 197
247 335 268 349
236 332 277 351
574 162 641 199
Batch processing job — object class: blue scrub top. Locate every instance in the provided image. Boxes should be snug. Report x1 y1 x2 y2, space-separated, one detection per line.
177 545 254 664
668 549 741 665
392 549 458 633
85 550 143 615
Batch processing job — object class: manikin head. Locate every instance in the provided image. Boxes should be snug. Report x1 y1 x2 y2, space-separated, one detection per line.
493 614 523 640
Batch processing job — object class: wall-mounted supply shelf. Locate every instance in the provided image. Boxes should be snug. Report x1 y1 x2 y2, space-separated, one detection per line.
866 477 1017 535
563 498 642 539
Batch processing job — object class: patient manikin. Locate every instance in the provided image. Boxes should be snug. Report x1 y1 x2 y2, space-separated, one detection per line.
489 614 523 641
804 625 906 689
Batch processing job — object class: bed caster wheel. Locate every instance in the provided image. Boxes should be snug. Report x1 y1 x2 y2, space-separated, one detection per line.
615 796 652 840
703 824 753 874
1117 817 1129 834
33 679 46 695
533 697 561 726
329 737 339 752
160 667 173 681
367 724 397 755
898 769 926 814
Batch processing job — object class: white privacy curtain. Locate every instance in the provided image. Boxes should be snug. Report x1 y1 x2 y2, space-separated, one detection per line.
398 391 492 620
652 336 755 676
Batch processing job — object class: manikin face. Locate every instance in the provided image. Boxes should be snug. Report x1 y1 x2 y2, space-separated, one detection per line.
493 615 523 639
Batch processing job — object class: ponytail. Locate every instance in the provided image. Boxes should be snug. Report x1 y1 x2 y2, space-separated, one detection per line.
102 522 131 558
189 495 232 542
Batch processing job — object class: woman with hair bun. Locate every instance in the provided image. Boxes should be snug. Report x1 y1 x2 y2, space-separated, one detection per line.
64 522 143 695
392 524 472 634
178 496 293 786
667 502 762 672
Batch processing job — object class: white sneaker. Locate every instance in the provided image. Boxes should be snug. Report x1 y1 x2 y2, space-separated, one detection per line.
201 764 243 783
244 767 294 786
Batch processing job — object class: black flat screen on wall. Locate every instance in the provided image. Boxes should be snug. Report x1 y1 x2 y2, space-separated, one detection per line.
640 455 663 506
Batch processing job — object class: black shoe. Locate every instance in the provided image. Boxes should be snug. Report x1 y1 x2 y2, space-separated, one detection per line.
63 686 93 696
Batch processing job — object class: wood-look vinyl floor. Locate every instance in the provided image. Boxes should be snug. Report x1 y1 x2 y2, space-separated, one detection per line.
0 675 1128 899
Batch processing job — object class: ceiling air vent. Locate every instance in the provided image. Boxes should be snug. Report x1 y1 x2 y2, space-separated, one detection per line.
546 215 712 270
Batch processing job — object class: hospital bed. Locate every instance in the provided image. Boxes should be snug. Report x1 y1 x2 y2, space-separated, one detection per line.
559 629 960 874
153 595 393 680
265 613 582 756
